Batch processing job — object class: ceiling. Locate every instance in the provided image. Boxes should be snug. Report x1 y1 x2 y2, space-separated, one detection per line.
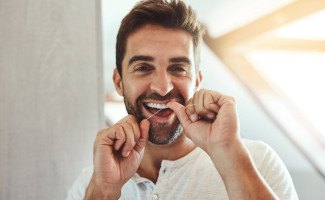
101 0 294 93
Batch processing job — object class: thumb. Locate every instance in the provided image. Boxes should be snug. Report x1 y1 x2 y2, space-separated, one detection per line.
140 119 150 139
167 101 191 128
134 119 149 153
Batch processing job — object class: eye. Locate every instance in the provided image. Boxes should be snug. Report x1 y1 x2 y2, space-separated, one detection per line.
133 63 154 73
168 64 188 75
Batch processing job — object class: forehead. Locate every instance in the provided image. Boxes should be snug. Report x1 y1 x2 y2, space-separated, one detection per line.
123 24 194 63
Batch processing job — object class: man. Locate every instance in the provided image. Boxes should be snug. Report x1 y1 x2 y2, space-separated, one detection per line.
67 0 298 199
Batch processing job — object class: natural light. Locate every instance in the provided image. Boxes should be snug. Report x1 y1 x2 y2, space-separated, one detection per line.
272 10 325 40
246 51 325 141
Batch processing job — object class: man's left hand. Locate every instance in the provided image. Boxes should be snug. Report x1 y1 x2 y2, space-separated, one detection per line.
167 89 239 154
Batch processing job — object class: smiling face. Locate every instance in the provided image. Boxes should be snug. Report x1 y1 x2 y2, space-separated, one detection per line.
114 24 201 145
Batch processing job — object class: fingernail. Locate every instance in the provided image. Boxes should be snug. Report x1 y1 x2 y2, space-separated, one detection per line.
123 151 130 157
207 113 214 119
190 114 198 122
167 101 174 107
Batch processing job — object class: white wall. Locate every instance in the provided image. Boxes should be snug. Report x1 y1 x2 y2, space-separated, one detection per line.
0 0 104 199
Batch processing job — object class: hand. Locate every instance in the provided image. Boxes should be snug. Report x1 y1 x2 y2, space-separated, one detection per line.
167 89 239 154
89 115 150 197
168 90 280 200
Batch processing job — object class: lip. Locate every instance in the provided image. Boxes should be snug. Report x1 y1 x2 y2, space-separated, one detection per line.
142 100 175 104
141 99 177 121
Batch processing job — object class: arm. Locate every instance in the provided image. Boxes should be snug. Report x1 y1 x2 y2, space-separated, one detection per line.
84 116 150 200
168 89 278 200
85 175 121 200
208 139 278 200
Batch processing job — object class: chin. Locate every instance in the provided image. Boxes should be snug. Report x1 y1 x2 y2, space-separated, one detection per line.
148 123 183 145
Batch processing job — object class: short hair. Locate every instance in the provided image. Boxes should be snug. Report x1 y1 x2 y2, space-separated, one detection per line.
115 0 204 77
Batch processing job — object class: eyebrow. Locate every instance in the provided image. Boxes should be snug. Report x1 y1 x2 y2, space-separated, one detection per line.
128 55 154 66
128 55 192 66
169 57 191 65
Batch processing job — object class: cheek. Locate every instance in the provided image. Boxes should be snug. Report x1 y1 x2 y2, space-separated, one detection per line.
123 79 147 99
175 79 196 100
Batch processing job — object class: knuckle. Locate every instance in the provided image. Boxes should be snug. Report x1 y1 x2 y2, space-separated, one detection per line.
117 125 124 134
125 137 134 148
201 88 208 93
115 122 125 130
197 110 207 116
96 128 107 136
123 122 131 130
134 128 140 141
185 107 194 115
134 134 140 142
226 96 236 104
125 114 137 123
121 115 139 126
117 114 133 123
95 128 111 141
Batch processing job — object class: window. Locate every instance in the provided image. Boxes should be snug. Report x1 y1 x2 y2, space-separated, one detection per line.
205 1 325 175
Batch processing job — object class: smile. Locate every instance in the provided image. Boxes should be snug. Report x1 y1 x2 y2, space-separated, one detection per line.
143 102 173 118
145 102 168 109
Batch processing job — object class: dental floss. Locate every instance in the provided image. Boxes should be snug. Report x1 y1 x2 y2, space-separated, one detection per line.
146 104 196 120
146 109 163 120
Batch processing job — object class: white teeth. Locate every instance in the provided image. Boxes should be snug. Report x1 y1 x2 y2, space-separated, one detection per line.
146 102 168 109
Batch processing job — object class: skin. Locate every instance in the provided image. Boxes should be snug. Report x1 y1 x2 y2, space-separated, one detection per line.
85 24 278 200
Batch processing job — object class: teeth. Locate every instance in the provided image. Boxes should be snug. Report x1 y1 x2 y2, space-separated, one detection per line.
146 102 168 109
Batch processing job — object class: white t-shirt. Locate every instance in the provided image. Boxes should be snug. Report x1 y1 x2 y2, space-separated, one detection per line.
67 139 298 200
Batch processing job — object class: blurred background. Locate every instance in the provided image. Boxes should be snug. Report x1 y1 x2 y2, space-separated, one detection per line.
1 0 325 199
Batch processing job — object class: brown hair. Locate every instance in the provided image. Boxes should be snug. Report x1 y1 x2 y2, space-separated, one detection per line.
115 0 204 77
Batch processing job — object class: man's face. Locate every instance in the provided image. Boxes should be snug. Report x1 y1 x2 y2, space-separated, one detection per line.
114 24 201 145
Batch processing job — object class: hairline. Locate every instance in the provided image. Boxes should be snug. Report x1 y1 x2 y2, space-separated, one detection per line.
119 24 200 76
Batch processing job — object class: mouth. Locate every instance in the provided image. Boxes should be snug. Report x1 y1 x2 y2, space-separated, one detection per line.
143 102 174 118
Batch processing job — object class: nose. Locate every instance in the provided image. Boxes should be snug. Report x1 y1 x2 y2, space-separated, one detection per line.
150 71 174 96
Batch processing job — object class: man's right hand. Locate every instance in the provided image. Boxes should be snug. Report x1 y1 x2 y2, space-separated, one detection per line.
85 115 150 200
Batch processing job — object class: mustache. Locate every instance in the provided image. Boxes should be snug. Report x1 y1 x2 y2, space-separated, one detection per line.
127 90 185 123
138 90 185 104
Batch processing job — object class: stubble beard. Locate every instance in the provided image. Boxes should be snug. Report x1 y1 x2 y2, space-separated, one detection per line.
123 91 185 145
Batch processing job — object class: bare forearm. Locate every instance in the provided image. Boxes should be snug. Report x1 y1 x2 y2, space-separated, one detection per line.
208 140 278 200
84 175 121 200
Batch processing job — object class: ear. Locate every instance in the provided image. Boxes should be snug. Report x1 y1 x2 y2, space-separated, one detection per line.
195 69 203 90
113 68 123 96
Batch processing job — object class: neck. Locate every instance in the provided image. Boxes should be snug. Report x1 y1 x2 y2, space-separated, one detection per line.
137 133 196 183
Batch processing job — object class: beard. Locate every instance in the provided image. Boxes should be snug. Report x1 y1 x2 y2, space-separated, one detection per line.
123 90 185 145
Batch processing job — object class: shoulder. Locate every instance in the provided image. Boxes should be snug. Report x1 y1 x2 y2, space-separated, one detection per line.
242 138 271 152
242 139 298 199
242 139 279 167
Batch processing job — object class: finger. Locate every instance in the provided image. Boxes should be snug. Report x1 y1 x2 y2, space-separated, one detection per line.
184 99 197 122
167 101 191 128
185 98 195 115
205 92 221 113
128 117 141 143
193 90 207 115
134 119 150 153
96 128 114 146
192 90 204 120
94 128 114 154
121 122 136 157
114 124 126 151
113 115 135 151
192 90 213 120
192 90 199 113
203 92 220 120
140 119 150 140
197 90 205 114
